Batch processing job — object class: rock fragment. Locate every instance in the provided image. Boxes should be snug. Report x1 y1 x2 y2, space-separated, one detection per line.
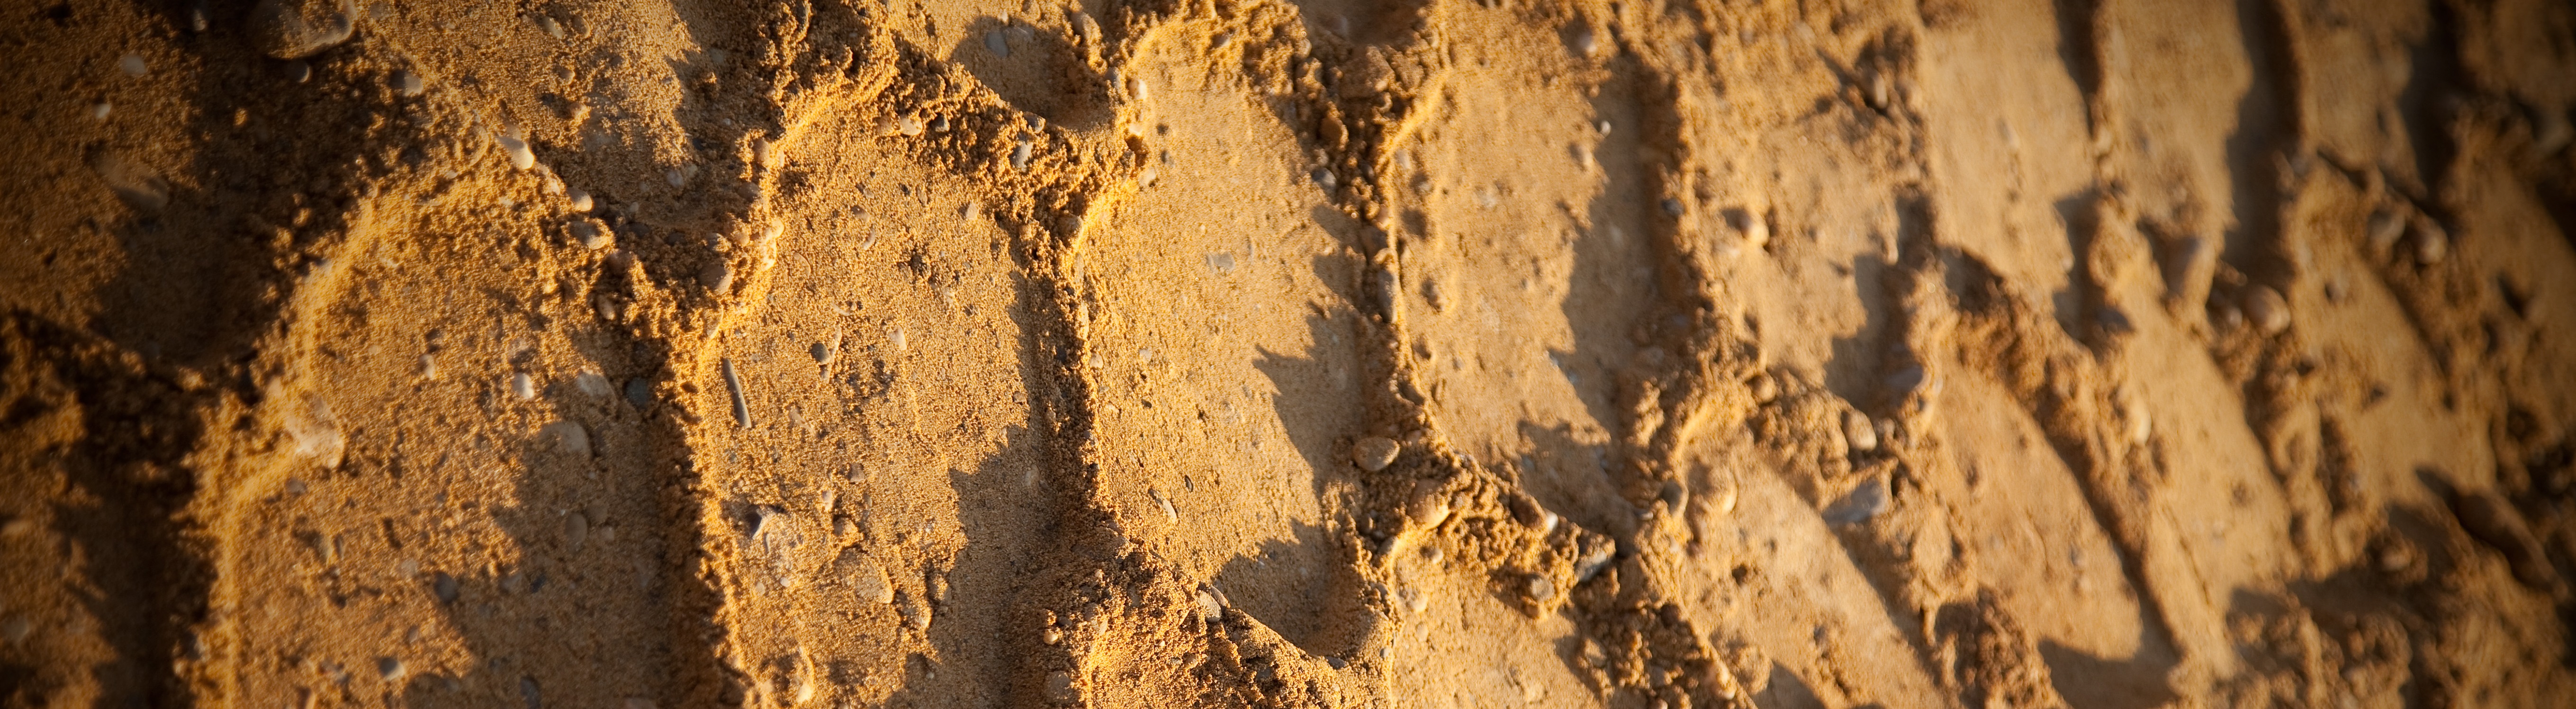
118 54 147 77
835 548 893 604
565 187 592 212
249 0 356 60
2244 286 2291 335
1842 410 1879 453
510 372 537 400
540 420 589 457
1823 478 1890 526
2412 218 2449 265
498 134 537 171
391 69 425 97
1350 436 1401 471
570 217 613 250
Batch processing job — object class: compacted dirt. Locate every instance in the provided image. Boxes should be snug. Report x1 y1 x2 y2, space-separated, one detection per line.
4 0 2575 707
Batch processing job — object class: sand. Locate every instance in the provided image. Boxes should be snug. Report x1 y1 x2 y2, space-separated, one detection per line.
2 0 2574 707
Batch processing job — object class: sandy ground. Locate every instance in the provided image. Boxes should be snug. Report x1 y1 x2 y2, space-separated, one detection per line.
3 0 2575 707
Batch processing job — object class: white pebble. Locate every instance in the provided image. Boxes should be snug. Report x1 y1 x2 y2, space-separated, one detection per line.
510 372 536 400
498 134 536 171
985 30 1010 58
2244 286 2291 335
1010 140 1032 171
118 54 147 77
565 187 592 212
377 657 405 682
90 102 111 121
1842 410 1879 452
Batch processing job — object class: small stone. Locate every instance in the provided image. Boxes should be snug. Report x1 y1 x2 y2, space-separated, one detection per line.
1568 25 1598 56
1194 588 1225 622
540 420 590 457
896 115 925 136
1822 478 1890 526
1661 197 1687 217
283 394 345 469
564 512 588 550
1842 410 1879 453
985 30 1011 58
2367 209 2405 252
575 371 612 398
118 54 147 77
1312 167 1339 190
1045 671 1076 703
623 378 654 409
2412 219 2449 265
1748 373 1780 403
810 342 834 364
249 0 355 60
1042 626 1064 644
2244 286 2291 335
519 676 541 709
390 68 425 96
1406 481 1453 529
1350 436 1401 471
898 593 931 631
836 548 893 604
89 102 110 121
281 61 309 82
1527 574 1555 602
570 218 613 250
2210 299 2245 332
1731 209 1770 250
565 187 592 212
498 134 537 171
703 259 734 293
378 657 405 682
510 373 537 400
432 573 459 603
1011 140 1032 171
419 354 439 380
91 153 167 213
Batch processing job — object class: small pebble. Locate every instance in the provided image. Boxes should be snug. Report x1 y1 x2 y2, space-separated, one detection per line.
541 420 590 457
985 30 1011 58
378 657 405 682
387 68 426 97
898 593 931 631
1661 197 1686 217
1822 478 1890 526
1748 373 1779 403
623 378 654 409
1350 436 1401 471
118 54 147 77
1569 25 1599 56
1194 588 1225 622
2412 219 2449 265
248 0 355 59
1733 209 1770 250
576 371 612 398
1312 167 1339 190
1011 140 1032 170
510 372 536 400
836 548 894 604
2244 286 2291 335
284 61 311 82
89 102 111 121
2367 209 2405 252
1842 410 1879 452
1406 481 1453 528
1527 574 1555 602
2210 299 2245 332
810 342 835 364
432 573 459 603
565 187 592 212
564 512 588 550
1045 671 1077 703
569 218 613 250
703 259 734 293
498 134 537 171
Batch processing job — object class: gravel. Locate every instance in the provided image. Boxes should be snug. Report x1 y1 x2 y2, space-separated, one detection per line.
1842 410 1879 452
